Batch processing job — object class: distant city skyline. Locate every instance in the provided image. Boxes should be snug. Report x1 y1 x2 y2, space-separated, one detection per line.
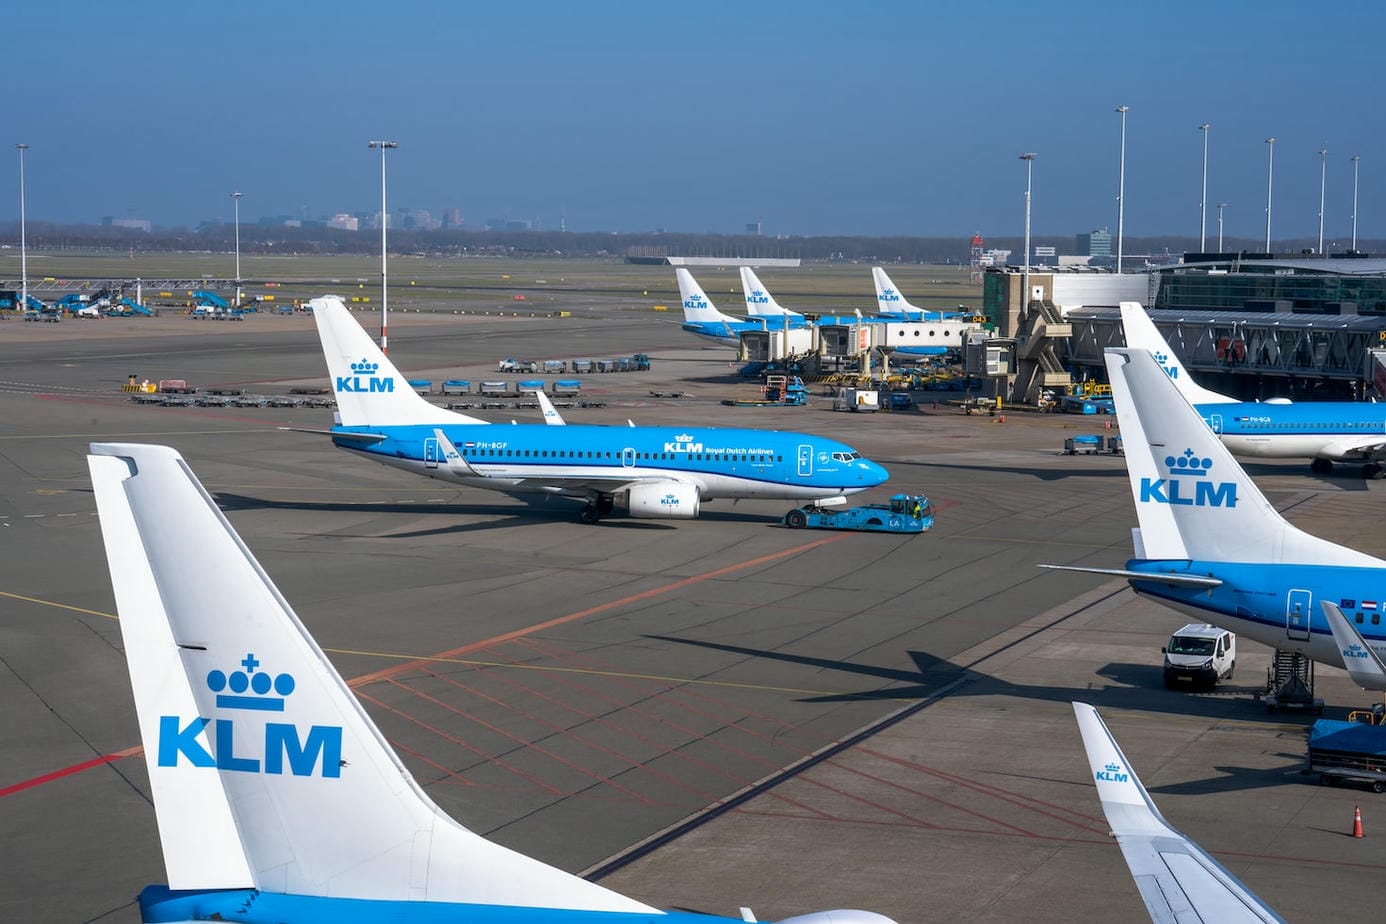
7 2 1384 241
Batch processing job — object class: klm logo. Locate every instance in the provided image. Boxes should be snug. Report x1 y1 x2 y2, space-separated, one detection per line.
684 296 708 312
659 493 681 508
336 358 395 393
665 432 704 453
1139 448 1238 509
747 289 769 305
880 288 900 302
1095 762 1129 783
158 653 343 778
1343 644 1371 661
1154 351 1179 380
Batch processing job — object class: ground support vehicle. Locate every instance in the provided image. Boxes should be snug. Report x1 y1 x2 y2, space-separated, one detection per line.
783 493 933 533
1162 623 1236 689
1309 719 1386 792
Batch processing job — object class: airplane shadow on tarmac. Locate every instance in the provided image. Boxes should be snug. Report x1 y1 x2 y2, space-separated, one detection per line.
644 635 1314 795
211 492 777 537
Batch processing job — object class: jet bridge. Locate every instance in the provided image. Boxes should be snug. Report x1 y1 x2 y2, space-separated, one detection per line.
1064 307 1386 397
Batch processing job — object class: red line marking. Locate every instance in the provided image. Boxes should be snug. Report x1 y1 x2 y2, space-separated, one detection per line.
0 745 142 799
349 534 847 687
4 536 845 798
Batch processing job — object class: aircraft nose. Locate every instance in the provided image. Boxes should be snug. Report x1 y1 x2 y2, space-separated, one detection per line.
862 459 890 486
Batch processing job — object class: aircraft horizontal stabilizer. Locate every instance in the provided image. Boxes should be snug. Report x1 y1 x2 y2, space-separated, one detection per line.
1072 703 1285 924
1322 601 1386 691
1037 564 1222 589
278 426 387 443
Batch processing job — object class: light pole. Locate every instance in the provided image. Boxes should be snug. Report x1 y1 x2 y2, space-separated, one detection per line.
1217 202 1228 252
1264 137 1275 253
1317 148 1328 256
1351 155 1361 252
231 191 242 306
16 143 28 313
1019 153 1036 315
1198 123 1210 251
368 140 398 352
1115 106 1128 273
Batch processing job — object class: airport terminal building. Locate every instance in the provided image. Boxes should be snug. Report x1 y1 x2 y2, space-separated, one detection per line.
984 255 1386 402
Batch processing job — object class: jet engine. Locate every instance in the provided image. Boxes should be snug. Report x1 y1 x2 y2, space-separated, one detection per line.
627 482 700 519
777 913 899 924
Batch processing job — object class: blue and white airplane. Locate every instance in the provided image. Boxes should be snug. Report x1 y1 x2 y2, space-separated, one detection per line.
303 296 888 523
678 268 808 346
1073 703 1284 923
1122 302 1386 477
86 441 899 924
740 266 803 322
1043 346 1386 683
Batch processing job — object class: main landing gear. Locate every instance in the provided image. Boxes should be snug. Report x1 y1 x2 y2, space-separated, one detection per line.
579 494 615 524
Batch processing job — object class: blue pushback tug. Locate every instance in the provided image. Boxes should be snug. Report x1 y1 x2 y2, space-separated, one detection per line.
783 493 933 533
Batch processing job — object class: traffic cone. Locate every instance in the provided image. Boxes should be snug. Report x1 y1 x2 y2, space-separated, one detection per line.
1353 805 1365 838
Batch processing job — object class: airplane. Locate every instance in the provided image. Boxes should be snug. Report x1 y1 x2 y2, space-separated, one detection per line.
1041 346 1386 685
1072 703 1285 923
741 266 804 320
1322 601 1386 691
677 267 807 346
86 441 898 924
1121 301 1386 478
870 268 971 323
300 295 889 524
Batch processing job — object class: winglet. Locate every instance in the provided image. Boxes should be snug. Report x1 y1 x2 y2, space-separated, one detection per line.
1322 601 1386 691
532 388 566 425
88 441 651 912
432 428 480 476
1118 302 1235 404
1072 702 1285 923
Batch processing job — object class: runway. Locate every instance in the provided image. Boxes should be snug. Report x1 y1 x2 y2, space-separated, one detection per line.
3 305 1386 922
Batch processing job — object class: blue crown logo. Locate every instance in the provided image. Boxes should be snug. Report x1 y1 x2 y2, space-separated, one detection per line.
207 653 296 712
1154 351 1168 364
350 359 379 375
1105 762 1121 773
1162 448 1214 478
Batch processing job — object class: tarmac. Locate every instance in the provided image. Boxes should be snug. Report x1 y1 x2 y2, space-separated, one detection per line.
2 306 1385 923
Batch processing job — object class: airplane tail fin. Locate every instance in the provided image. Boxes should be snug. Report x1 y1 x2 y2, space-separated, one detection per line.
740 267 801 317
872 267 923 319
1072 703 1285 923
1322 601 1386 691
1106 348 1383 567
309 296 486 427
676 268 743 325
88 442 653 912
1118 302 1235 404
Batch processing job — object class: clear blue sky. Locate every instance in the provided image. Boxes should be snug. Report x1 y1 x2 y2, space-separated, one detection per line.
7 0 1384 242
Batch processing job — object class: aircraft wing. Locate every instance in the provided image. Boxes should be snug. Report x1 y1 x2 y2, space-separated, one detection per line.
1073 703 1285 924
1316 436 1386 461
1322 601 1386 690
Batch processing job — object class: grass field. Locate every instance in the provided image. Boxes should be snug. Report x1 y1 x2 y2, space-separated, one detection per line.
0 251 981 315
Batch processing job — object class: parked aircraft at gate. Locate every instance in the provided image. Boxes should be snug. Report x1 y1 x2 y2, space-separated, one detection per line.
678 268 809 346
87 441 899 924
1122 302 1386 477
1042 346 1386 687
302 296 888 523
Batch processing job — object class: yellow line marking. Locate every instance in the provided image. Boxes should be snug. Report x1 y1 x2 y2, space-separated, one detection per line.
0 590 117 620
0 592 855 697
327 647 842 696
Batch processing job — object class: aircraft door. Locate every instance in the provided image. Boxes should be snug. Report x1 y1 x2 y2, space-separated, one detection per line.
1286 589 1312 641
797 444 813 477
424 437 441 469
621 447 636 468
1207 414 1223 434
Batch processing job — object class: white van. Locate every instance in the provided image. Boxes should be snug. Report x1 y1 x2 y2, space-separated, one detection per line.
1162 623 1236 689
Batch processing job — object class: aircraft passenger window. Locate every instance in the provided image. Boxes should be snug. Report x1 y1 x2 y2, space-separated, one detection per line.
1357 613 1365 624
1375 614 1382 626
929 330 935 337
